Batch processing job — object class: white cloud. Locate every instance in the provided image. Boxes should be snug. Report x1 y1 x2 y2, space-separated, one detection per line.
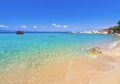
33 25 37 28
55 24 61 28
52 23 62 28
21 25 27 28
63 25 68 28
52 23 56 26
52 23 68 28
0 25 8 28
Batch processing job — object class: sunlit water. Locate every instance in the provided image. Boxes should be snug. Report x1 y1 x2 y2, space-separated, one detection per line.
0 33 120 84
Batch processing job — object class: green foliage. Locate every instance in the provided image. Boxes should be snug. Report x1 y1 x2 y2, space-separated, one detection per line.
103 20 120 34
117 20 120 26
113 26 120 31
108 20 120 31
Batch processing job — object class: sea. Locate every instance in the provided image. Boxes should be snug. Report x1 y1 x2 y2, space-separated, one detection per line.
0 33 120 84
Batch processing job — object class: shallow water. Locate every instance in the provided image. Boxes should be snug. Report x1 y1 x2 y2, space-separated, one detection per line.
0 33 120 84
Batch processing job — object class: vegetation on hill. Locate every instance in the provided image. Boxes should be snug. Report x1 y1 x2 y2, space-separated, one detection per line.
100 21 120 34
107 20 120 34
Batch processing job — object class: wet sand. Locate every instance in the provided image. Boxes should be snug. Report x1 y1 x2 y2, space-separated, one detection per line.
0 42 120 84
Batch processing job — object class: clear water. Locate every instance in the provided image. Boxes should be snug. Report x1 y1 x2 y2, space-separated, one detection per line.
0 33 118 73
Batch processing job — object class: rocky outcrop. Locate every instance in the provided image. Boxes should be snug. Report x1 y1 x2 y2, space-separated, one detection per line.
71 28 120 35
80 30 101 34
113 29 120 34
99 28 120 36
91 30 100 34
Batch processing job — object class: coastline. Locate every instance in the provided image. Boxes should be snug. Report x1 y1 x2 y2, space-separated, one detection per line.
0 33 120 84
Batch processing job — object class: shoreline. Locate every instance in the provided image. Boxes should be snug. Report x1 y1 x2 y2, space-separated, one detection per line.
0 45 120 84
0 34 120 84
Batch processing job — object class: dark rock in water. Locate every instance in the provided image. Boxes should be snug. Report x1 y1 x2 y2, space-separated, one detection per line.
16 31 24 35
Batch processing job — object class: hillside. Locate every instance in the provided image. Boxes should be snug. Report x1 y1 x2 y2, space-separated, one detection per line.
100 20 120 34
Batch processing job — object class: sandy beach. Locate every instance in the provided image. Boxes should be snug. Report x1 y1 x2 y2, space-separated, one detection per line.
0 40 120 84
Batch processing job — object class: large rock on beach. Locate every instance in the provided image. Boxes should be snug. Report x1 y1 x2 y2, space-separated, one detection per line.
88 47 102 55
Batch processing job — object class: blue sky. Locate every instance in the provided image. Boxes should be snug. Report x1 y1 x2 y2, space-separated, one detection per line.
0 0 120 32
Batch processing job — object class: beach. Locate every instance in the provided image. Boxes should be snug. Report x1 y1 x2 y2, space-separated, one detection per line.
0 33 120 84
0 48 120 84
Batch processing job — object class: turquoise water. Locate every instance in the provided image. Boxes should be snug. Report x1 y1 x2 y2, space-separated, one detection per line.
0 33 119 73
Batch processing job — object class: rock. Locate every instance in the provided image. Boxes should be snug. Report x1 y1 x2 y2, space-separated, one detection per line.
108 30 114 34
80 30 101 34
91 30 100 34
99 29 109 34
113 33 120 36
88 47 102 55
113 29 120 33
16 31 24 35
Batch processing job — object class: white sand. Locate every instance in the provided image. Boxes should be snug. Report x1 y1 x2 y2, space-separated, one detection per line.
0 42 120 84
